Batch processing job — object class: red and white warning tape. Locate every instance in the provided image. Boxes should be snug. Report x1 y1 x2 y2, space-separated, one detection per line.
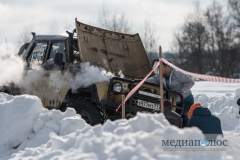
116 61 161 112
116 58 240 112
161 58 240 83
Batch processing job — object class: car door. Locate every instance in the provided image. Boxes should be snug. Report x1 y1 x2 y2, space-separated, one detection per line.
21 42 48 103
42 41 70 108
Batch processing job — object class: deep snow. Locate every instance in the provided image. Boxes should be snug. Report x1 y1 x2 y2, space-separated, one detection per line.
0 81 240 160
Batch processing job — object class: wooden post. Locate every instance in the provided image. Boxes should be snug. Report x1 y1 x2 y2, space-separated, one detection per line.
159 46 164 114
121 94 126 118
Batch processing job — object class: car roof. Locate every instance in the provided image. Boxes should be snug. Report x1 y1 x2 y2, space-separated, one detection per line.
34 35 68 41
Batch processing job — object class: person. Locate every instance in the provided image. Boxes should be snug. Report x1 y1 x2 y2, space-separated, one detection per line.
163 99 182 128
188 103 223 140
146 60 195 127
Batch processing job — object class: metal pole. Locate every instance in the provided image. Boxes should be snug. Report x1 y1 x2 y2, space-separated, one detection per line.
159 46 164 114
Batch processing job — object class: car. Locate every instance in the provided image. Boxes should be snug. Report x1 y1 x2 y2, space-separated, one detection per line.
7 18 185 126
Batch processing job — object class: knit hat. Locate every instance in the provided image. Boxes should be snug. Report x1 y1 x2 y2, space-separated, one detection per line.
164 99 172 107
188 103 201 118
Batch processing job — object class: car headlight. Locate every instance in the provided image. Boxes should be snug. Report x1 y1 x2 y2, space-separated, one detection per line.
113 82 122 93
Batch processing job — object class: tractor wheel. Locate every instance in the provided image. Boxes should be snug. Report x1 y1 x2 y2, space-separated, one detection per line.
66 97 107 126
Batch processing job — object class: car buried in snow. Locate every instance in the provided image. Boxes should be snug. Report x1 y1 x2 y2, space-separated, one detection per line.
5 18 185 126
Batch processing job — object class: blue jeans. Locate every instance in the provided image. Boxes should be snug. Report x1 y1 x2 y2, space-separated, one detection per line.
182 98 194 127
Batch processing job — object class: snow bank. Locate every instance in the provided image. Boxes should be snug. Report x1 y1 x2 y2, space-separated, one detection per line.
0 92 86 158
0 87 240 159
0 93 43 154
3 110 206 160
195 88 240 133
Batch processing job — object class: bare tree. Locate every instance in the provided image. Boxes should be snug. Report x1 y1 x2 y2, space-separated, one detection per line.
143 19 158 62
98 3 160 62
172 32 189 67
205 1 234 77
228 0 240 37
17 25 33 48
173 3 208 74
98 3 132 33
171 1 239 78
98 3 110 30
228 0 240 78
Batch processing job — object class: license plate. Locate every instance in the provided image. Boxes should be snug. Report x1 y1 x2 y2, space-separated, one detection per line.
137 99 160 110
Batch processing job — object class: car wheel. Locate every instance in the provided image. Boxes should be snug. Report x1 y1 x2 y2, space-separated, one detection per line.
66 97 107 126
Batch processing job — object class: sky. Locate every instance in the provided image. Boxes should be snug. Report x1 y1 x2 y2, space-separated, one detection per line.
0 0 227 54
0 82 240 160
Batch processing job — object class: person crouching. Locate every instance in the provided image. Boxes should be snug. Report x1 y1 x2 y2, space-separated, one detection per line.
188 103 223 140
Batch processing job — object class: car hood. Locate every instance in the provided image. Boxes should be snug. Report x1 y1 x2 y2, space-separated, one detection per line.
75 18 152 79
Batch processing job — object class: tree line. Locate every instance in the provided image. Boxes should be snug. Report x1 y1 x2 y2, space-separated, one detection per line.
97 1 240 78
15 1 240 78
169 0 240 78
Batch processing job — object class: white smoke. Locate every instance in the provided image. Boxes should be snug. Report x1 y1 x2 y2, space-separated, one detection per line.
0 42 25 87
0 41 17 57
0 56 25 87
71 62 114 92
18 61 45 94
117 70 125 78
18 61 116 96
49 71 73 89
0 44 121 99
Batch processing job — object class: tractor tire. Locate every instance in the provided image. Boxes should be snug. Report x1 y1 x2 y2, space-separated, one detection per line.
66 97 107 126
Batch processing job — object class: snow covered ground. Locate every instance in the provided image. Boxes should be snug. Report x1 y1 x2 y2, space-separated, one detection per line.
0 81 240 160
192 81 238 97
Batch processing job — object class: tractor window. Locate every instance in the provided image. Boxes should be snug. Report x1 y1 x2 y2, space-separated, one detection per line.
48 42 66 63
73 39 80 61
29 42 47 62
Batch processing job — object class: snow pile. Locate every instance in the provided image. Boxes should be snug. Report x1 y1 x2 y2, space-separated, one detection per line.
0 92 205 159
0 93 42 154
195 88 240 133
0 86 240 159
0 92 86 158
16 108 86 151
